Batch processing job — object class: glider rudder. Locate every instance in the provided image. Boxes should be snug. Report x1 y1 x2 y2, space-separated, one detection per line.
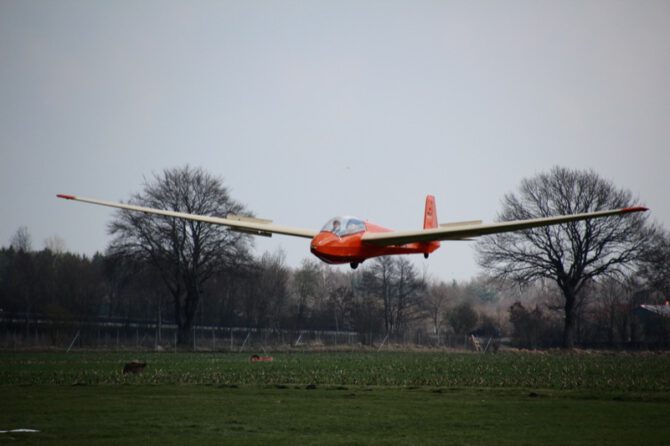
423 195 438 229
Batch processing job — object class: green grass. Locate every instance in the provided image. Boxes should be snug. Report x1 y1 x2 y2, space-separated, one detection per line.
2 351 670 390
2 351 670 445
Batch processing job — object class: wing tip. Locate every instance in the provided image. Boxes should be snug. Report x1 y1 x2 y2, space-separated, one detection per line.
57 194 76 200
622 206 649 213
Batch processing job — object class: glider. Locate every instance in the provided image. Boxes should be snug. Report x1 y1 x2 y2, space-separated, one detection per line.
57 194 647 269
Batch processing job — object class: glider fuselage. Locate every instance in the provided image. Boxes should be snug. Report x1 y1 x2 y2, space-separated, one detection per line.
310 218 440 268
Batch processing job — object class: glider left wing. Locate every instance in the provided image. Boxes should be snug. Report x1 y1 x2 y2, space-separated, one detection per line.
56 194 318 239
361 206 648 246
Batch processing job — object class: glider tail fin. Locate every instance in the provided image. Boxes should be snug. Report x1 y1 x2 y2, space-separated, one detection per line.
423 195 438 229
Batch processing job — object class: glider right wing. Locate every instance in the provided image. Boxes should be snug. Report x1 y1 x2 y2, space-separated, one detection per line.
361 206 648 246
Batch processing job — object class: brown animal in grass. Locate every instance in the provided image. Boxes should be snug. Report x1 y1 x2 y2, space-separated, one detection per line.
123 360 147 374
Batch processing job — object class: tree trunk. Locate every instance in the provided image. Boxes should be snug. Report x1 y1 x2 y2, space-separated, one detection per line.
563 290 577 349
177 323 193 348
176 283 201 348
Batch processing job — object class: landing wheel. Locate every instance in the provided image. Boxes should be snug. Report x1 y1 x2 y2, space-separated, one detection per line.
424 253 429 259
350 262 359 270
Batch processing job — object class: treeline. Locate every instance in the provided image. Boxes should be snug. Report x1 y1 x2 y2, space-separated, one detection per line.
0 246 492 340
506 280 670 349
2 244 669 348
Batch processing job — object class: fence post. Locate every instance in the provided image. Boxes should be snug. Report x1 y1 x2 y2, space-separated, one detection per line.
66 330 80 353
377 333 389 352
239 332 251 352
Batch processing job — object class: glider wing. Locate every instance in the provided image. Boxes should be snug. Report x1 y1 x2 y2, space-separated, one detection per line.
361 207 648 246
56 194 318 239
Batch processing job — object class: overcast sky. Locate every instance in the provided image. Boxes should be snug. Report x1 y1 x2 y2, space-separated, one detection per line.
1 0 668 282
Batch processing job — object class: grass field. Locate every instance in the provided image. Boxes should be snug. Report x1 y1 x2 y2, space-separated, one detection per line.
2 351 670 445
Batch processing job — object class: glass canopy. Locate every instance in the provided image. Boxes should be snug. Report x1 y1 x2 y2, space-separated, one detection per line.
320 217 366 237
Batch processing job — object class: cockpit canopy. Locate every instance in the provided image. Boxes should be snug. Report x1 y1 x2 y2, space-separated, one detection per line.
320 216 366 237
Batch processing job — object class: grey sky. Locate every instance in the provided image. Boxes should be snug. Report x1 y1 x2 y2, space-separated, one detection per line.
1 1 669 282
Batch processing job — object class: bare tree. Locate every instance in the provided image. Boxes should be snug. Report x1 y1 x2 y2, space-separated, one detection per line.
328 282 353 332
424 280 449 335
360 257 424 335
107 166 252 346
43 235 66 254
10 226 32 252
639 228 670 297
590 277 639 346
362 257 396 334
476 167 651 348
393 257 425 333
290 259 321 330
318 267 353 332
257 249 290 329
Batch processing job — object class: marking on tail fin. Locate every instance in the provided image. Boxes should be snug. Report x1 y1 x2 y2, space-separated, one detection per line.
423 195 438 229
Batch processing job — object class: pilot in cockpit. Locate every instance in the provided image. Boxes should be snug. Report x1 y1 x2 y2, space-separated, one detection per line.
331 219 342 235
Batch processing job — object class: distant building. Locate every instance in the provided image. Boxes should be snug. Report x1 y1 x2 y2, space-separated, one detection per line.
631 301 670 347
